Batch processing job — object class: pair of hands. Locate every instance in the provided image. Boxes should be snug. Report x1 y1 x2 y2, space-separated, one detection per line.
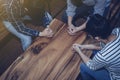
73 44 82 54
72 44 84 54
67 24 79 35
40 24 79 37
39 28 53 37
40 23 79 37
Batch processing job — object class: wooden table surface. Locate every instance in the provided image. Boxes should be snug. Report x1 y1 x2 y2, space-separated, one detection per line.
0 19 90 80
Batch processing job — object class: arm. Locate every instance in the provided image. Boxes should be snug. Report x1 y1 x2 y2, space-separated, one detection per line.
73 44 90 63
75 21 87 31
39 28 53 37
66 0 76 26
73 43 107 70
78 44 101 50
68 21 87 35
68 16 73 26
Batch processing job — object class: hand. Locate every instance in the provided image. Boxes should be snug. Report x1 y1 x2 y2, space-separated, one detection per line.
72 43 82 54
73 44 90 63
67 24 78 35
39 28 53 37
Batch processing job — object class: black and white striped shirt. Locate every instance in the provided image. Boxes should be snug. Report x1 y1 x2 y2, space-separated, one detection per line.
87 28 120 80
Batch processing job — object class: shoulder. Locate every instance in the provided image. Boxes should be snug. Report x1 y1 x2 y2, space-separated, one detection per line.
112 27 120 35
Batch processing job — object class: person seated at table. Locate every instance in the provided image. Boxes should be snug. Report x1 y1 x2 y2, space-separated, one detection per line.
72 14 120 80
0 0 53 51
62 0 111 35
23 0 53 27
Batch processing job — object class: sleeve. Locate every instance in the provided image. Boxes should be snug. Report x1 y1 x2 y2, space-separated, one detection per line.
93 0 106 16
112 28 120 36
66 0 77 17
86 52 107 70
12 21 39 36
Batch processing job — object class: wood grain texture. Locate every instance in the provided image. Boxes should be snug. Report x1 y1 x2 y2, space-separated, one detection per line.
0 19 88 80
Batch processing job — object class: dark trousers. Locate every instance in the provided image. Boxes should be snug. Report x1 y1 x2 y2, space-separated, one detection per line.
80 63 111 80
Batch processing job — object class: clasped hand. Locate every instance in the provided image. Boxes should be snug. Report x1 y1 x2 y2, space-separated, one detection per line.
40 28 53 37
67 24 79 35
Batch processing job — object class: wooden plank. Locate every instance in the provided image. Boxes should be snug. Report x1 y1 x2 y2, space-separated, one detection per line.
46 32 86 80
48 0 66 18
0 19 64 80
27 19 64 52
0 19 87 80
20 25 85 80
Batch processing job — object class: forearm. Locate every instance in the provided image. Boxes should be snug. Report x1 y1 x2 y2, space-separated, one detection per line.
68 16 73 25
82 44 101 50
39 32 45 37
76 21 87 31
13 21 39 36
78 51 90 64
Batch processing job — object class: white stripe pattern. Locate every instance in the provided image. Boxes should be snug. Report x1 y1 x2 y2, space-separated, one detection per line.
87 28 120 80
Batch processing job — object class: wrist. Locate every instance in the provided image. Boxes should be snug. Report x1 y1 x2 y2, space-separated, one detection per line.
68 22 72 26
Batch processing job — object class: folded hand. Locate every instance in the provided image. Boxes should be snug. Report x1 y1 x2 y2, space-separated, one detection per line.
40 28 53 37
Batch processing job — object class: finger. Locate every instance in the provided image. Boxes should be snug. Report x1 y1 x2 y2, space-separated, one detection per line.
46 28 49 30
73 44 77 49
67 29 76 36
73 43 78 46
46 29 52 34
47 25 50 28
73 44 80 50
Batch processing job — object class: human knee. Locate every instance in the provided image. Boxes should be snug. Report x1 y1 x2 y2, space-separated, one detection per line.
25 36 32 45
21 36 32 50
80 63 88 73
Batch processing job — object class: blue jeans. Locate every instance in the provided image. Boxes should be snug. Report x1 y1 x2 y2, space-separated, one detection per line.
3 21 32 51
80 63 111 80
62 4 93 26
90 50 100 59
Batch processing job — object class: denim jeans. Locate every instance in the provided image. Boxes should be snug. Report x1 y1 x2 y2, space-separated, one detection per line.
90 50 100 59
3 21 32 51
80 63 111 80
62 4 93 26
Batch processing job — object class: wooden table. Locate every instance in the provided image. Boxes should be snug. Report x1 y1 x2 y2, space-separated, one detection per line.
0 19 90 80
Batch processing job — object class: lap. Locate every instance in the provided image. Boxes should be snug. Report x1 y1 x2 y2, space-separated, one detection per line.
80 63 111 80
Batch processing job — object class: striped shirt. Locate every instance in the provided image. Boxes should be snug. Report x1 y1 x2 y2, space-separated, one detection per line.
87 28 120 80
0 0 39 36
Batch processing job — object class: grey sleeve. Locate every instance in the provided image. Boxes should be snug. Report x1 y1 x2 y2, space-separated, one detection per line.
93 0 106 16
66 0 77 17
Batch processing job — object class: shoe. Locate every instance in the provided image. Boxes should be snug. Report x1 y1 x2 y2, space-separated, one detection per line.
43 11 53 27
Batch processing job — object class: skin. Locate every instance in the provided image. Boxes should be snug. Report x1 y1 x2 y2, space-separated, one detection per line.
72 34 116 63
39 28 53 37
21 0 53 37
67 19 87 35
